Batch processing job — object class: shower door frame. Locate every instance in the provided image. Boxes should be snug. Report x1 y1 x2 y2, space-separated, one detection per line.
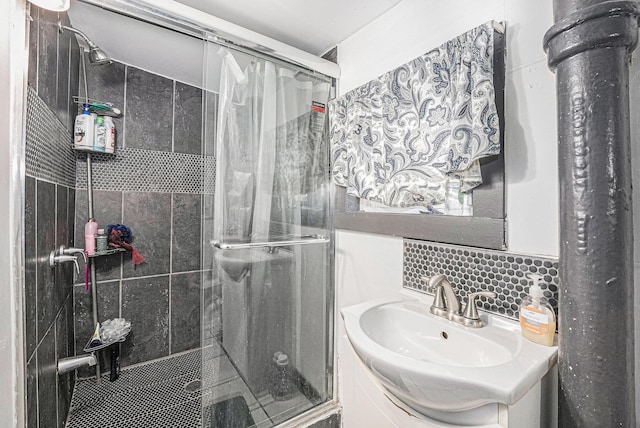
3 0 28 426
69 0 339 422
206 39 338 418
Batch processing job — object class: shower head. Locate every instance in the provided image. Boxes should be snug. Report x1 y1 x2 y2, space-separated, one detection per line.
87 46 111 66
58 22 112 66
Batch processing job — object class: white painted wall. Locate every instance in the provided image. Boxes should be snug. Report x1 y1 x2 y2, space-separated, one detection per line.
335 230 404 427
337 0 558 258
335 0 559 425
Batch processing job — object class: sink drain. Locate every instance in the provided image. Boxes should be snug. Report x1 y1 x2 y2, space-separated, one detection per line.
184 379 202 393
441 331 448 340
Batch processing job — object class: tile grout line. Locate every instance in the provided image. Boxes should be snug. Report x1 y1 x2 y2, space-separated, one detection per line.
66 36 72 132
34 178 38 360
168 192 174 355
34 350 39 428
122 65 128 150
71 188 77 359
34 6 39 94
119 191 124 319
72 268 211 288
172 80 176 153
54 11 59 119
54 312 59 428
34 175 39 428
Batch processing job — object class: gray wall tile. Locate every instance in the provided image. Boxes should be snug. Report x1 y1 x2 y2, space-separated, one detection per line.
202 272 218 343
172 193 201 273
28 7 38 90
68 41 80 132
67 188 75 247
37 8 58 111
174 82 203 154
55 185 73 311
25 176 37 359
125 67 173 151
202 194 215 272
56 14 71 128
36 180 57 343
56 297 73 428
122 192 171 278
55 185 68 249
204 91 217 158
121 276 170 365
37 325 57 428
171 271 201 353
26 353 38 428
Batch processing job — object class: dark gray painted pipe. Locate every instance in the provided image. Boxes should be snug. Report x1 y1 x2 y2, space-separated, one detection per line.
543 1 639 426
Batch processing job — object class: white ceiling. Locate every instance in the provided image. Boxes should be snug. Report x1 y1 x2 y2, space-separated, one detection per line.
175 0 402 55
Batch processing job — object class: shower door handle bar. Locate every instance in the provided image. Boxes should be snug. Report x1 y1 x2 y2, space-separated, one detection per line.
211 235 329 250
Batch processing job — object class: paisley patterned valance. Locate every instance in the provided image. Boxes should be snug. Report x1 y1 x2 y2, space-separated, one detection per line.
329 21 501 208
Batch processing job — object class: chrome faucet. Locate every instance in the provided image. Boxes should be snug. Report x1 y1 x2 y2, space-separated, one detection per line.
421 275 497 328
427 274 460 317
60 246 87 263
49 245 83 274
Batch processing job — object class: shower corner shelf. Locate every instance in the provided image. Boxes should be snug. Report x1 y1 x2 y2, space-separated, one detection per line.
88 248 126 258
83 331 130 353
73 146 117 155
73 96 123 117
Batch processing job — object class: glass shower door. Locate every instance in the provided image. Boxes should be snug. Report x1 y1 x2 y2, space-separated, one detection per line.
201 41 333 427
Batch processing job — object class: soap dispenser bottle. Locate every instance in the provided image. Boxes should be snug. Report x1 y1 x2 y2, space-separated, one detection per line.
519 274 556 346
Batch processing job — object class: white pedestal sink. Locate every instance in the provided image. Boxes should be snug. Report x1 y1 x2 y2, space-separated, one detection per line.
341 297 558 420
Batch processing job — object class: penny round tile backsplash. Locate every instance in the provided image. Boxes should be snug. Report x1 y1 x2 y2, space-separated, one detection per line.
403 239 559 321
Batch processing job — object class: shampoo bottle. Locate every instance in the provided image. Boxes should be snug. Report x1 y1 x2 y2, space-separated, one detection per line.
519 274 556 346
94 117 106 152
85 218 98 255
74 103 94 150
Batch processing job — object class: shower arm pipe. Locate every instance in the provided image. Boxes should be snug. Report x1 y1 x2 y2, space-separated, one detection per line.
211 235 329 250
59 22 98 50
79 0 341 79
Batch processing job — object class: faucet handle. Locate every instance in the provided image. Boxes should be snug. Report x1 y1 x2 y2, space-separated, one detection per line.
61 246 87 263
431 285 446 310
462 291 497 322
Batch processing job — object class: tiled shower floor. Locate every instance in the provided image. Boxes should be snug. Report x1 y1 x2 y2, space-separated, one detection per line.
66 345 313 427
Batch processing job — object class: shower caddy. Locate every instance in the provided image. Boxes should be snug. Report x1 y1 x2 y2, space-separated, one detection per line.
73 98 129 383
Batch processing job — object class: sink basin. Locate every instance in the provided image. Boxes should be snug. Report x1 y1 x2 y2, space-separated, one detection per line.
341 297 557 413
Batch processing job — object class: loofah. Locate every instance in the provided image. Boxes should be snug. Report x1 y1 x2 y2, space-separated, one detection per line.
107 223 145 266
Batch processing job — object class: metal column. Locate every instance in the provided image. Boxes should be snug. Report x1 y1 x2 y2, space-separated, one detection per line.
543 1 639 426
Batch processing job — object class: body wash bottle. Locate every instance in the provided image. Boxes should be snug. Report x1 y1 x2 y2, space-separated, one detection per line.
85 218 98 255
519 274 556 346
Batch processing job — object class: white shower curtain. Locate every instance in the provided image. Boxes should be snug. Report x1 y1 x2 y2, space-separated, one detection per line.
214 48 327 243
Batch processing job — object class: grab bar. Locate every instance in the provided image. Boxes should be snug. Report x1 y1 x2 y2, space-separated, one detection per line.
211 234 328 250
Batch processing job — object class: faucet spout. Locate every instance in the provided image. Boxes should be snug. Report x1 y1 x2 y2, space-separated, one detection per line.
429 274 461 315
